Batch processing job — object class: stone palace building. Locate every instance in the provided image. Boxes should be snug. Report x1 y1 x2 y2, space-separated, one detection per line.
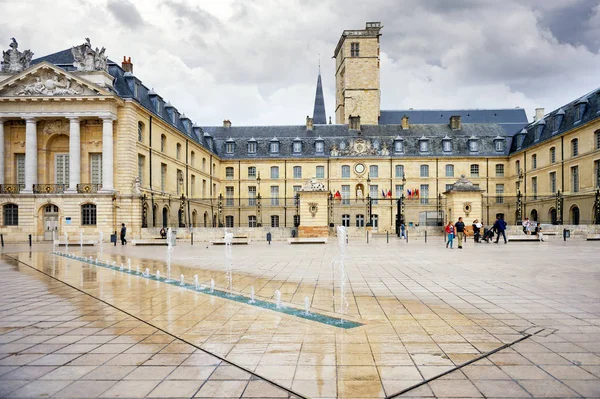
0 23 599 242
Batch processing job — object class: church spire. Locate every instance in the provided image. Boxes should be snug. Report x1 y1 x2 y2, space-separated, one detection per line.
312 67 327 125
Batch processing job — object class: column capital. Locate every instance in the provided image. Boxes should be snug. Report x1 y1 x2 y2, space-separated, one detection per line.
22 117 37 123
67 116 80 122
100 115 117 122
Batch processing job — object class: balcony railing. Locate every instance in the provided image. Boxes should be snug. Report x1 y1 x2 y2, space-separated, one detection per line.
77 184 102 194
33 184 67 194
0 184 25 194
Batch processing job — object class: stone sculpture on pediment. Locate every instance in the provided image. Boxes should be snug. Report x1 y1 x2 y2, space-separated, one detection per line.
301 177 326 192
72 38 108 72
380 143 390 156
1 38 33 73
338 138 378 156
43 120 69 135
11 72 86 96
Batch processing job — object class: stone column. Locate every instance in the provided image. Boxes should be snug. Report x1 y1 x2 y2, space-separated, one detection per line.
0 119 4 185
23 117 37 193
101 117 114 191
67 117 81 192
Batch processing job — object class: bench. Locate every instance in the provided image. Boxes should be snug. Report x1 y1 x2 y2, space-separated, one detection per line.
586 234 600 241
132 239 169 246
288 237 328 244
54 240 95 247
508 235 546 242
210 235 249 245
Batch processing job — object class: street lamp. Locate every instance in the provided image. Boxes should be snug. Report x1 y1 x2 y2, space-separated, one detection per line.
516 168 524 224
595 189 600 225
366 173 372 227
179 194 186 227
218 193 223 227
437 193 442 226
556 189 563 225
256 171 262 227
141 193 148 228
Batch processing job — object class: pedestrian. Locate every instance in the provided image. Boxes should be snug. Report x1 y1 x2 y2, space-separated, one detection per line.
445 221 455 249
493 216 507 244
472 219 482 243
522 217 531 235
120 223 127 245
455 217 465 249
534 222 544 242
400 223 406 239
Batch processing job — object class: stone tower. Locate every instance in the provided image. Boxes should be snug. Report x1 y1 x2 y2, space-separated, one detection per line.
333 22 382 125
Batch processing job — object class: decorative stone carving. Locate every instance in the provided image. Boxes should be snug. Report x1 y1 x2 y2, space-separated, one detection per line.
72 38 108 72
1 38 33 73
13 72 85 96
331 138 390 157
447 175 483 192
43 120 69 135
133 177 141 196
308 202 318 217
300 177 326 192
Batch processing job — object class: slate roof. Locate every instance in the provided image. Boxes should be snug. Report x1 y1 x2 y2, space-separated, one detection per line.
203 123 512 158
509 88 600 153
312 73 327 124
380 109 528 133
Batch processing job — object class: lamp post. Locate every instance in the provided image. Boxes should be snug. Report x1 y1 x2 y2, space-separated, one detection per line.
256 171 262 227
218 193 223 227
437 193 442 226
400 172 406 223
556 189 563 225
141 193 148 228
179 194 186 227
516 168 524 224
366 174 372 227
595 189 600 225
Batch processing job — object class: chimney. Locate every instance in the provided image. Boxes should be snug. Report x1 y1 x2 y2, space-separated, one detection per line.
121 56 133 73
401 115 409 130
349 115 361 131
306 116 314 130
534 108 545 122
449 115 461 130
223 119 231 128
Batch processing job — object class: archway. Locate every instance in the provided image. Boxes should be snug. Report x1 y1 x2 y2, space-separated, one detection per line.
570 205 580 225
152 205 158 227
162 207 168 228
38 204 59 240
213 213 217 227
178 209 184 227
530 209 538 222
203 212 208 227
549 208 557 225
192 210 197 227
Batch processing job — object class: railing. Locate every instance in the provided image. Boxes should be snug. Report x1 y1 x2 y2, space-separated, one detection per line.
0 184 25 194
77 183 102 194
33 184 67 194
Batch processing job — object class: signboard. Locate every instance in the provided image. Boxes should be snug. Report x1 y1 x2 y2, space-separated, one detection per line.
65 217 71 225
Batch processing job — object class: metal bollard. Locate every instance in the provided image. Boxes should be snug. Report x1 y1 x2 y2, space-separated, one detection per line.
425 231 427 243
28 234 32 247
1 234 3 247
191 232 194 246
366 231 369 244
386 231 389 243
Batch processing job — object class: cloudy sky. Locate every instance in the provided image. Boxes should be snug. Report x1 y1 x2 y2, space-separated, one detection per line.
1 0 599 126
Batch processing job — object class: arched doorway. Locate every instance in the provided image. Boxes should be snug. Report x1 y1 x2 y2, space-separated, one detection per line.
152 205 158 227
192 211 197 227
570 205 580 225
41 204 59 241
213 213 217 227
549 208 557 225
203 212 208 227
530 209 538 222
178 209 184 227
162 207 168 228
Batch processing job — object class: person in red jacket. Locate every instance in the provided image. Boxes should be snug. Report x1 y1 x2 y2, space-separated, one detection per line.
445 222 455 249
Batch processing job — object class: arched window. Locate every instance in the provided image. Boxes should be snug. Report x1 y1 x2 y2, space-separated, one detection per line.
395 165 404 178
549 147 556 163
293 166 302 179
470 164 479 178
3 204 18 226
445 164 454 177
341 165 350 178
202 157 206 171
270 166 279 179
162 207 168 228
81 204 97 225
571 138 579 157
160 134 166 152
190 151 195 166
137 121 144 142
176 143 182 160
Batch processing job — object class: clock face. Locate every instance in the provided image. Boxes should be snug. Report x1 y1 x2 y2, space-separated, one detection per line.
354 163 365 174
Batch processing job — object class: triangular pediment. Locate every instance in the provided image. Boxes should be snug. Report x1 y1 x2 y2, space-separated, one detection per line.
0 61 113 97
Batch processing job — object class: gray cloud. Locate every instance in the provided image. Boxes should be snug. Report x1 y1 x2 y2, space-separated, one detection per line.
107 0 144 29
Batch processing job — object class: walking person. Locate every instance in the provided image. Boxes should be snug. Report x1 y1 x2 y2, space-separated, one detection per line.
400 223 406 239
534 222 544 242
455 217 465 249
472 219 482 243
120 223 127 245
445 221 455 249
493 216 507 244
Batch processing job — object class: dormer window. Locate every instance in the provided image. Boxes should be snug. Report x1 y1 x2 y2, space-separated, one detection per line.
419 137 429 152
394 136 404 153
247 139 257 154
575 97 588 122
269 139 279 154
225 139 235 154
535 118 545 141
442 137 452 152
315 138 324 154
494 138 505 152
517 129 527 148
293 139 302 154
468 137 479 152
553 109 564 133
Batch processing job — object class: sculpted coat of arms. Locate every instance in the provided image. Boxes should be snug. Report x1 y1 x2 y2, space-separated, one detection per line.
308 202 318 217
1 38 33 73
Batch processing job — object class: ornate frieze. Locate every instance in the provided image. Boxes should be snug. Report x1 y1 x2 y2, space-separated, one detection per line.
72 38 107 72
330 138 385 156
43 120 69 135
1 38 33 73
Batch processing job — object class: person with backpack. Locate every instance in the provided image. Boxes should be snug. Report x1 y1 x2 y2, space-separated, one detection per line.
493 216 507 244
445 222 455 249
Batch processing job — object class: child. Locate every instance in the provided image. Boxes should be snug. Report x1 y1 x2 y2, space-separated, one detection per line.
534 222 544 241
445 222 455 249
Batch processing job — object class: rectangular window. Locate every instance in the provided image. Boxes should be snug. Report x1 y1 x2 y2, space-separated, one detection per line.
445 184 453 191
595 160 600 188
420 184 429 204
225 215 234 228
420 165 429 178
293 166 302 179
55 154 69 185
443 140 452 152
271 215 279 228
470 164 479 178
270 142 279 153
160 163 167 192
225 142 234 154
248 166 256 178
315 141 324 153
248 215 257 227
3 205 18 226
395 185 404 198
342 185 350 205
341 214 350 227
395 165 404 178
81 204 96 226
355 214 364 227
495 184 504 204
202 179 206 198
369 165 378 178
549 172 557 194
495 164 504 177
90 154 102 185
394 140 404 153
226 186 234 206
342 165 350 178
572 139 579 157
369 185 378 205
293 141 302 153
596 131 600 150
532 177 538 200
571 166 579 193
248 142 257 154
15 154 25 185
550 147 556 163
316 166 325 179
225 167 234 179
138 154 144 184
270 186 279 206
532 154 537 169
351 42 359 57
248 186 256 206
191 175 196 197
495 140 504 152
445 164 454 177
270 166 279 179
419 140 429 152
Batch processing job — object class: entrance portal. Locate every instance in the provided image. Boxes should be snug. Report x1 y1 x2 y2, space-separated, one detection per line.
43 204 59 241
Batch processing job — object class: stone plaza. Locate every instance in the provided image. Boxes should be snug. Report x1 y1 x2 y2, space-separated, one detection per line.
0 236 599 398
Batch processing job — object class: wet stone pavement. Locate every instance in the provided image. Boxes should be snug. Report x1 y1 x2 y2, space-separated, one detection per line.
0 237 599 398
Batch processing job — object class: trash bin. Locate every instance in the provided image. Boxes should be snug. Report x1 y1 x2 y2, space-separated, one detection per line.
291 229 297 238
110 234 117 244
266 232 272 244
563 229 571 239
